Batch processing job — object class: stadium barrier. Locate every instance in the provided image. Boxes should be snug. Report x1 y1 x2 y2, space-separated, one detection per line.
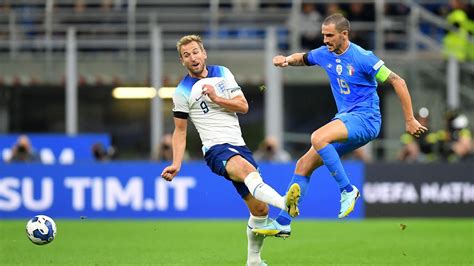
364 163 474 217
0 162 364 219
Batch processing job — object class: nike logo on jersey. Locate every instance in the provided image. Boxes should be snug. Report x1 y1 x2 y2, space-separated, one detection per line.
195 95 203 101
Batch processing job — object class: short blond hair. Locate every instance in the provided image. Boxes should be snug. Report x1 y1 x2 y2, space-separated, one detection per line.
176 35 204 57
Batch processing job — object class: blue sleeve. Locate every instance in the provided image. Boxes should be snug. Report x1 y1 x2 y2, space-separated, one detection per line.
359 50 384 78
305 47 325 66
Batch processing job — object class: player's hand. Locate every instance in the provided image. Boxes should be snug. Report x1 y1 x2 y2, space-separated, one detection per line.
273 55 289 67
406 118 428 138
202 84 218 102
161 164 179 182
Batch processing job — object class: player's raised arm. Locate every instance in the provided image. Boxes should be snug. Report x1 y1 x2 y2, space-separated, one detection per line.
382 69 428 137
161 117 188 181
273 53 307 67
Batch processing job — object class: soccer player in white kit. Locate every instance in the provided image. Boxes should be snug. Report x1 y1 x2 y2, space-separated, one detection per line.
160 35 301 266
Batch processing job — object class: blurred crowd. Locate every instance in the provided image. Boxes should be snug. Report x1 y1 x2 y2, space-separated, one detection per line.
297 0 474 57
1 1 473 164
399 108 473 163
5 117 472 163
0 1 472 55
442 0 474 62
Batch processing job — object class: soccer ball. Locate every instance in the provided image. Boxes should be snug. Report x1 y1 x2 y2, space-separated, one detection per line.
26 215 57 245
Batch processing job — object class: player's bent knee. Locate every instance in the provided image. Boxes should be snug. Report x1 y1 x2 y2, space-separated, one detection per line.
311 131 324 148
250 202 269 217
311 132 327 149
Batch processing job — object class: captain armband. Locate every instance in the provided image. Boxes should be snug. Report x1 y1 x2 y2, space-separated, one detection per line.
375 65 392 83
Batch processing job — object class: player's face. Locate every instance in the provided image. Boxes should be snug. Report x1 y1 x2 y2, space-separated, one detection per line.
179 41 207 77
322 23 348 54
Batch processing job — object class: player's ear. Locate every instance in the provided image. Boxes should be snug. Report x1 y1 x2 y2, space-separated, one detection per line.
203 49 207 60
342 30 349 38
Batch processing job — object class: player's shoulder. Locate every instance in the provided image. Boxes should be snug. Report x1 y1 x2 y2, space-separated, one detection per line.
175 75 196 97
305 46 331 64
207 65 234 78
208 64 228 71
350 42 376 57
309 45 329 56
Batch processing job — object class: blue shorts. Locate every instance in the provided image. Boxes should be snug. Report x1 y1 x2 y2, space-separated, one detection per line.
332 109 381 156
204 143 258 198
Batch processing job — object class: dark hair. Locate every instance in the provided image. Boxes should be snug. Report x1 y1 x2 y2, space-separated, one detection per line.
92 143 107 160
323 13 350 33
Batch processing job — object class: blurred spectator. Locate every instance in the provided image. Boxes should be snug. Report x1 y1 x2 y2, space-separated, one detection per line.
254 136 291 162
152 134 190 162
443 0 472 62
92 142 115 161
439 111 473 162
325 3 344 17
101 0 113 12
74 0 87 13
347 3 374 22
298 3 322 50
16 2 40 40
8 135 39 163
0 1 11 41
0 1 10 12
399 108 438 162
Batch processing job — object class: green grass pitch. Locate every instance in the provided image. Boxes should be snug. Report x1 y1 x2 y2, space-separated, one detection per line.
1 219 472 265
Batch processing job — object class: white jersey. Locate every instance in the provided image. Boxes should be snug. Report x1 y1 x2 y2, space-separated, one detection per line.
172 65 246 151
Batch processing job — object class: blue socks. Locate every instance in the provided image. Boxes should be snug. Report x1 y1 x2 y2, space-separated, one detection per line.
276 174 310 226
275 144 353 226
317 144 353 192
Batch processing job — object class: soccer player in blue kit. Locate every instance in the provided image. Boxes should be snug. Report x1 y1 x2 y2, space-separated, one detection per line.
253 13 427 237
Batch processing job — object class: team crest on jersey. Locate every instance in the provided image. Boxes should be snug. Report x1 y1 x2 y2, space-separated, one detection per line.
347 64 355 76
336 64 342 75
215 80 226 94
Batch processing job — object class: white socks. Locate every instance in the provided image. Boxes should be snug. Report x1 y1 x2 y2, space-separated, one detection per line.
244 172 286 211
247 215 267 266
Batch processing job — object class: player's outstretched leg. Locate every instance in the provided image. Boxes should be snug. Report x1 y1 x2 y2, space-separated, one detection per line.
252 173 311 238
251 183 301 238
338 185 360 218
244 172 300 215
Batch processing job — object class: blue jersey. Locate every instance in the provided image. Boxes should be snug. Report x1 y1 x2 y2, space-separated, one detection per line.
305 42 384 114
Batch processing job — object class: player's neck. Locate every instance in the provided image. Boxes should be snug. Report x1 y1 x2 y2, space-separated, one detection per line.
189 65 209 79
334 41 350 55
